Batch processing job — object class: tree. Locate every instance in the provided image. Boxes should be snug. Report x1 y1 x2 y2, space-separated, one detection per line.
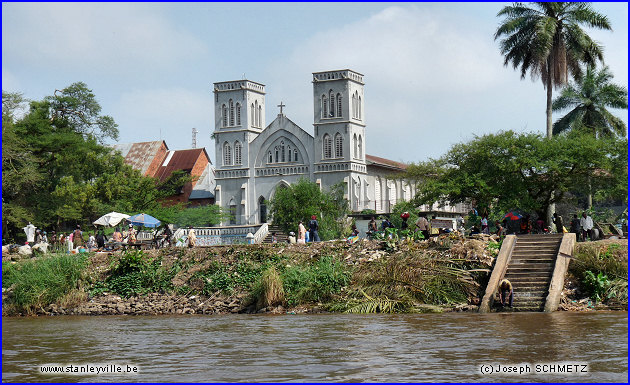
495 2 611 139
46 82 119 143
268 179 349 240
405 131 627 220
1 84 174 241
553 65 628 138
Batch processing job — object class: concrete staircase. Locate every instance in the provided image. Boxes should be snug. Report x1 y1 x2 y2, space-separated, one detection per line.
502 234 564 311
262 225 289 244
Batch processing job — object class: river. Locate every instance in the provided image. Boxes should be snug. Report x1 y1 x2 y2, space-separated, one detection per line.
2 312 627 382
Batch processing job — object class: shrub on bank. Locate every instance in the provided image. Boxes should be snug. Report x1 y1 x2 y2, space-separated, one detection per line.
2 253 88 314
92 250 179 298
569 242 628 304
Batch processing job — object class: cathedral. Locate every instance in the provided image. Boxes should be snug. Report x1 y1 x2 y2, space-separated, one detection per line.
212 69 416 226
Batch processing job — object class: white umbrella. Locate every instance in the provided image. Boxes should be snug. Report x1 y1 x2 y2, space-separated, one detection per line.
93 212 130 227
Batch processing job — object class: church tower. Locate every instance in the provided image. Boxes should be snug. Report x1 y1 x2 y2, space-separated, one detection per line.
213 80 266 225
213 80 266 169
312 69 367 187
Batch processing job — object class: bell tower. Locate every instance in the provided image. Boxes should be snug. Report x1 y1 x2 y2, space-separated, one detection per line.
212 80 266 169
312 69 366 175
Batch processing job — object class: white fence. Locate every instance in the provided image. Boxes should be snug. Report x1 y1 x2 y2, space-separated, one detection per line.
167 224 268 246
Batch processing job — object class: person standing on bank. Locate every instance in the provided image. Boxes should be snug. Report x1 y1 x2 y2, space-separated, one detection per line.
73 225 84 248
553 213 564 234
298 221 306 244
187 226 196 248
580 212 594 241
309 215 320 242
570 214 582 241
415 214 430 239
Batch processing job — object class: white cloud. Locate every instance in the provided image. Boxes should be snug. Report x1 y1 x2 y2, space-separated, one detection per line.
2 3 207 75
263 5 627 162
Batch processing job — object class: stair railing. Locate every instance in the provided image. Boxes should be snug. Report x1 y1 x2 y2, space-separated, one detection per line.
478 235 517 313
544 233 576 312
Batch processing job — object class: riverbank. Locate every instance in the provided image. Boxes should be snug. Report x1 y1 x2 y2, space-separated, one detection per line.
2 235 627 316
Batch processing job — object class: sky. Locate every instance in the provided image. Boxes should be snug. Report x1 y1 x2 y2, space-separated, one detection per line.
3 2 628 164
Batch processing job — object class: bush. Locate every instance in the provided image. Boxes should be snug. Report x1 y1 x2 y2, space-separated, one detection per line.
98 250 176 297
251 266 285 309
281 256 351 306
570 242 628 303
2 253 88 313
197 260 262 295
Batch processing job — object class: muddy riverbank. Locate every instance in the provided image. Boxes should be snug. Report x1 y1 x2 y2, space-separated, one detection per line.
2 236 626 316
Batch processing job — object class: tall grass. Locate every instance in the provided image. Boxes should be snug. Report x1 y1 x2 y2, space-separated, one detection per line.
351 251 483 306
281 256 351 306
2 253 88 314
251 266 285 309
570 242 628 304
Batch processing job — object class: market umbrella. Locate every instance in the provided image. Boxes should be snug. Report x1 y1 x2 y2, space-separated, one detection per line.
127 213 161 228
93 212 130 227
503 210 524 221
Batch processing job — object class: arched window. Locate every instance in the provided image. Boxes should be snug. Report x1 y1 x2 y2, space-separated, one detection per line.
257 104 262 128
375 177 382 212
294 150 298 162
268 151 272 163
275 147 279 163
281 141 285 162
222 104 228 127
234 141 242 165
334 133 343 158
358 96 362 120
254 101 259 127
353 134 358 158
329 90 335 117
223 142 232 166
322 95 328 118
337 93 342 117
288 147 292 163
352 91 357 119
229 99 234 126
236 103 241 125
251 103 255 127
358 135 363 158
323 134 332 159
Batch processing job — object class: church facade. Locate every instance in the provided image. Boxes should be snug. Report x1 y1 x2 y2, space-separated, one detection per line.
212 69 416 226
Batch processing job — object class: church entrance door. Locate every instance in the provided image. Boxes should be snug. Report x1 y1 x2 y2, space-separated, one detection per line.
259 196 267 223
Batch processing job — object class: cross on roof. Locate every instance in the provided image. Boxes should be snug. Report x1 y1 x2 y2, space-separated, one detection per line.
278 101 286 115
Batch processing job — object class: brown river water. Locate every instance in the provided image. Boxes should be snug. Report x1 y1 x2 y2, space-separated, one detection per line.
2 312 627 382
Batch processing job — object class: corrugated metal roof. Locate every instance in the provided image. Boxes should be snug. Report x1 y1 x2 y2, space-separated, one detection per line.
189 190 214 200
365 154 408 171
154 148 208 182
112 141 167 176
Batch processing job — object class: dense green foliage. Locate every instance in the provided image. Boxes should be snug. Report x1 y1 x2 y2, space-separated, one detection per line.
404 131 627 219
2 86 195 241
148 204 224 228
2 254 88 313
268 179 350 240
552 65 627 138
570 242 628 304
495 2 611 138
281 256 351 306
92 250 180 298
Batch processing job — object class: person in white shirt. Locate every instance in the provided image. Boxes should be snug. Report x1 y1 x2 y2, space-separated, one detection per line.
580 212 594 241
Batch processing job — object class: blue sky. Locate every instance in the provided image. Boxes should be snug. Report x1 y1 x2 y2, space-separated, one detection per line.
3 2 628 164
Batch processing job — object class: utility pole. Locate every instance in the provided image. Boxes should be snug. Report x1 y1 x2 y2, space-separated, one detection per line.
192 127 198 148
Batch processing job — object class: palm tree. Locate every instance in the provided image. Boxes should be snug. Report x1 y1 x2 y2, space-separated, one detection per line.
495 2 612 139
553 65 627 209
553 65 628 138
